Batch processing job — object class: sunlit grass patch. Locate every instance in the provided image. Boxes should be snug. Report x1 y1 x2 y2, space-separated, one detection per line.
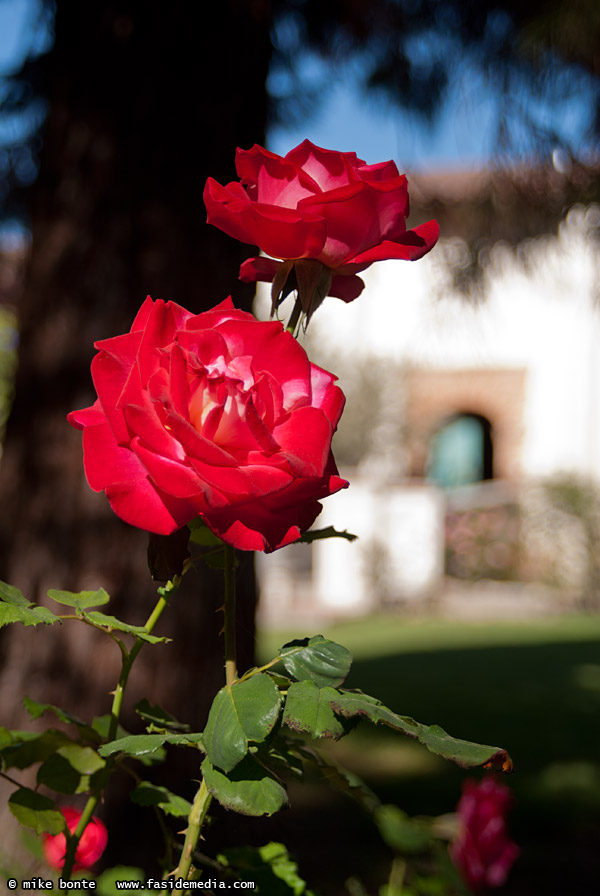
258 613 600 663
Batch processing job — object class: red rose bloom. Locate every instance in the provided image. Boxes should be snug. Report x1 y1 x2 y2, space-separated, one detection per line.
450 777 520 892
43 807 108 871
204 139 439 309
68 297 347 552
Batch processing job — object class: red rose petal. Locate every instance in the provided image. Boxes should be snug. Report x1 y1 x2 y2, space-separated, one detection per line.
328 273 366 302
204 177 327 260
346 219 440 266
239 256 281 284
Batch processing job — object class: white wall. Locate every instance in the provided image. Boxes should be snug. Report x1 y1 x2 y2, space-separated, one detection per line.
254 203 600 620
256 203 600 483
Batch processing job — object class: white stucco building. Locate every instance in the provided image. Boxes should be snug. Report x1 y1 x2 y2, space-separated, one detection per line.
256 203 600 623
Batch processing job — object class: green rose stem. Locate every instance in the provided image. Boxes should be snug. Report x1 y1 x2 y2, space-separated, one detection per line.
223 544 237 687
108 585 175 742
174 544 237 880
172 778 212 881
285 297 303 335
61 580 178 881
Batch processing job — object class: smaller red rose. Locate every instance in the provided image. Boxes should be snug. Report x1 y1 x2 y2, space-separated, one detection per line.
204 139 439 315
43 807 108 871
450 777 519 892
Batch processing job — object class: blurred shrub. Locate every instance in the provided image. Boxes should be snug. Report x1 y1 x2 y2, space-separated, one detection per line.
520 475 600 608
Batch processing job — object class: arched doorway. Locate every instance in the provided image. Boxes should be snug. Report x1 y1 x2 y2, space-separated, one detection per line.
427 413 493 488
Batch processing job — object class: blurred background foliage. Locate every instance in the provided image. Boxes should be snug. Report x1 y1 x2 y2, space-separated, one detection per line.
257 613 600 894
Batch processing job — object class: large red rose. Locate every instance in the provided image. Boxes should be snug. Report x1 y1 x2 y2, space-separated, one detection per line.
68 297 347 552
204 139 439 309
43 807 108 871
449 777 519 892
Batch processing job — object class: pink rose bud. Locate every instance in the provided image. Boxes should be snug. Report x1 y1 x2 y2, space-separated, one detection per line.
68 297 347 552
204 139 439 313
450 777 520 892
43 807 108 871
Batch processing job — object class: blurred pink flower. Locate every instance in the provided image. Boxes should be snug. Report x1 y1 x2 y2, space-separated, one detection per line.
450 777 519 892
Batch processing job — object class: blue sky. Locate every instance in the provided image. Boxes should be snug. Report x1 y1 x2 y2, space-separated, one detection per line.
267 52 596 171
0 0 29 74
0 0 50 75
268 75 498 171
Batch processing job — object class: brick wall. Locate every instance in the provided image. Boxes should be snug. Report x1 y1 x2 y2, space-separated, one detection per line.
405 367 527 480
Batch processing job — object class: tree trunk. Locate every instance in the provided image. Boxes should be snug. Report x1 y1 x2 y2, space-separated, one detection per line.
0 0 273 869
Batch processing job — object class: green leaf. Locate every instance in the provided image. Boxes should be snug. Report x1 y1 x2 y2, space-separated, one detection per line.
202 756 288 816
81 610 168 643
0 729 73 770
0 602 60 628
0 581 61 629
296 744 380 813
261 741 303 782
47 587 110 611
23 696 99 742
98 734 170 758
0 726 13 751
0 581 30 606
130 782 192 817
415 724 513 772
218 842 315 895
24 695 80 725
282 681 347 740
204 550 227 569
98 732 203 759
134 699 190 732
8 788 65 835
187 519 227 567
43 742 105 776
256 842 314 895
327 690 419 736
92 716 163 764
375 805 432 855
188 518 224 547
96 867 146 895
265 671 293 690
0 727 38 761
279 635 352 688
329 690 513 772
203 673 282 773
170 732 204 748
92 715 124 740
296 526 358 544
37 744 106 794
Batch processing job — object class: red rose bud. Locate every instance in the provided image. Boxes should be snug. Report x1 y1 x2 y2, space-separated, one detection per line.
204 139 439 313
43 807 108 871
449 777 520 892
68 297 347 552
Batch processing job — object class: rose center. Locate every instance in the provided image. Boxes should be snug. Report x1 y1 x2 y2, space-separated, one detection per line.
187 354 255 452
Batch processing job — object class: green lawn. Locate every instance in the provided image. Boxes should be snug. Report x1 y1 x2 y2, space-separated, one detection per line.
257 614 600 894
259 613 600 660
